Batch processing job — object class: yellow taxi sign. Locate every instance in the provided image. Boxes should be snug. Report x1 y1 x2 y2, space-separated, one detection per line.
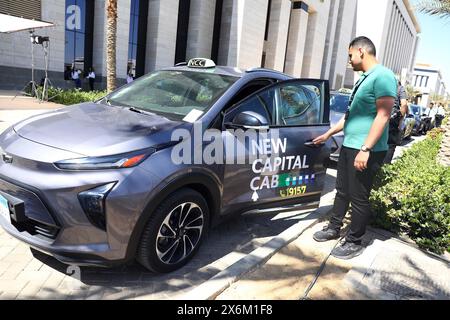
187 58 216 68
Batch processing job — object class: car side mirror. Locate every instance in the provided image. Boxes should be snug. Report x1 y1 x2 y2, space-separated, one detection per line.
225 111 269 130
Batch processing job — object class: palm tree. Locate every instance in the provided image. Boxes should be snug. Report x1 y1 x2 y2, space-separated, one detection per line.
405 85 421 103
106 0 117 93
415 0 450 17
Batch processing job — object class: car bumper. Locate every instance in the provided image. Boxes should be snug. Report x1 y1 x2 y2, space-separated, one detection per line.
0 216 120 267
0 161 160 267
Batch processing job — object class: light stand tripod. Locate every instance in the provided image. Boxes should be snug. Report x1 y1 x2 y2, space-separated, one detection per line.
13 30 40 100
40 38 56 102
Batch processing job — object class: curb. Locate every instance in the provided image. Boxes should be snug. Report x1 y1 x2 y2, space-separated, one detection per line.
179 204 333 300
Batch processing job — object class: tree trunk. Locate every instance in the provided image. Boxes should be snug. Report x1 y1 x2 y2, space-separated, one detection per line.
106 0 117 93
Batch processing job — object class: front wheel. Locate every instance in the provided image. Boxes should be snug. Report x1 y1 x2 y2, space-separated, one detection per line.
137 188 209 273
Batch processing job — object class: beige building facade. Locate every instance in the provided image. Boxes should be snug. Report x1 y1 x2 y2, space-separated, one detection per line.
0 0 421 92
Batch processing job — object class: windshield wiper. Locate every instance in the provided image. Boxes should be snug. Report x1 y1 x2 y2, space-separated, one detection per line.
103 97 129 108
128 107 156 116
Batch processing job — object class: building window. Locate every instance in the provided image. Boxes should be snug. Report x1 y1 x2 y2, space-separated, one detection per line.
264 0 272 41
128 0 139 78
64 0 94 77
127 0 148 78
174 0 191 64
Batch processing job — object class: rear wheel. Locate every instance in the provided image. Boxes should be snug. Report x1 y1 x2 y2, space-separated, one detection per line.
137 188 209 273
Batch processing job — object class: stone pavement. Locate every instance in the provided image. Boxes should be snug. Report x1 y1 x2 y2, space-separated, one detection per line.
215 222 450 300
0 198 324 300
0 92 62 133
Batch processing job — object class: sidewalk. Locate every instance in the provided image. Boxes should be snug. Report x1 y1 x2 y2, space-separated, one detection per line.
181 136 450 300
0 91 63 110
0 91 62 133
215 222 450 300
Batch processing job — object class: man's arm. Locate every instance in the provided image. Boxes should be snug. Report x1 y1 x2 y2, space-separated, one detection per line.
312 114 345 144
354 96 395 171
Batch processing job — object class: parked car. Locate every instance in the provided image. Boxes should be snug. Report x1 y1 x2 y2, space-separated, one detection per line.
0 59 333 273
409 104 431 135
399 111 415 140
328 91 349 163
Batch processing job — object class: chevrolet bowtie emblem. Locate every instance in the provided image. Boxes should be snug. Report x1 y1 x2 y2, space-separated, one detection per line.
2 153 12 164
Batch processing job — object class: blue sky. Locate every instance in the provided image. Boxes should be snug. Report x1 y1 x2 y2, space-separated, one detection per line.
411 1 450 89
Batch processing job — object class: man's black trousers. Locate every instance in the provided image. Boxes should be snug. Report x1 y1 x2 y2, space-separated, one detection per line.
328 146 386 244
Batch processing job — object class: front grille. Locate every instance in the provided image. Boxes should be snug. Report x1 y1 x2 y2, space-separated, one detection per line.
0 177 57 226
11 219 59 240
0 177 60 240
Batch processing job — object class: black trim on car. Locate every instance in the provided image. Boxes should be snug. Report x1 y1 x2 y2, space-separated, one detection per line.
0 173 60 228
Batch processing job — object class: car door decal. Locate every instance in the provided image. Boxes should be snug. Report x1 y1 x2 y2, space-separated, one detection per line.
249 135 313 201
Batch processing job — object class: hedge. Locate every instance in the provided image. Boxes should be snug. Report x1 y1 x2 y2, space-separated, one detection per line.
370 129 450 254
39 87 107 105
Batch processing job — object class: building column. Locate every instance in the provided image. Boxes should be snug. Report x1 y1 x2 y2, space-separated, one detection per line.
301 0 331 78
145 0 179 72
264 0 292 72
217 0 268 69
409 36 419 73
321 0 340 80
92 0 131 81
284 2 309 76
186 0 217 60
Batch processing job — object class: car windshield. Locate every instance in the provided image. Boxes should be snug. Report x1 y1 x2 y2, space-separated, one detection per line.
330 93 350 113
107 70 238 120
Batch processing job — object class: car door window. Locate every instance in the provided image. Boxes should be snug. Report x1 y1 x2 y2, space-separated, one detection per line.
223 79 328 127
278 83 323 126
223 88 275 125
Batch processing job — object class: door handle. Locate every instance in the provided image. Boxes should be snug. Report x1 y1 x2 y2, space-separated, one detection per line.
304 141 324 147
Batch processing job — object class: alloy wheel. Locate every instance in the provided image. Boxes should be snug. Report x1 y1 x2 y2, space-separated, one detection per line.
155 202 204 265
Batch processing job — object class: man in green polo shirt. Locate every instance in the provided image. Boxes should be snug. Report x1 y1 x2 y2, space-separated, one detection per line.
312 36 397 259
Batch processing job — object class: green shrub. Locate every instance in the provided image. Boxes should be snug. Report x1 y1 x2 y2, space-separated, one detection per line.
370 129 450 254
38 87 107 105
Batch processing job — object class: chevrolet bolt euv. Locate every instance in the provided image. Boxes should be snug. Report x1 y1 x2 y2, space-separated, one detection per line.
0 59 332 273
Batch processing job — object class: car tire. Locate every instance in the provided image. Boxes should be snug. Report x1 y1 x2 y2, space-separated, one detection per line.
137 188 209 273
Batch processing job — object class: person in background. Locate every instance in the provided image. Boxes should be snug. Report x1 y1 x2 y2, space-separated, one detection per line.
312 36 396 260
435 103 446 128
127 70 134 84
72 68 81 89
383 80 408 164
426 102 437 129
86 67 96 91
64 66 72 81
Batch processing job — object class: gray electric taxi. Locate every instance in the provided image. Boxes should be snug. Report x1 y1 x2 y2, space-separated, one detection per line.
0 58 332 273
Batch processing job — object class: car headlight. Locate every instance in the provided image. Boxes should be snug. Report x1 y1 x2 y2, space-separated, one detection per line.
54 148 155 170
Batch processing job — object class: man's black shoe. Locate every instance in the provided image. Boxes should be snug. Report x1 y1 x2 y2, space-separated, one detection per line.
331 241 364 260
313 226 340 242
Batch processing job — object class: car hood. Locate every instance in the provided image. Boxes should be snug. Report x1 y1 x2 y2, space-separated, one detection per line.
13 103 185 157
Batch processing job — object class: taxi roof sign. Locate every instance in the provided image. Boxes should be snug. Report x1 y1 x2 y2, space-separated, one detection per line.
187 58 216 68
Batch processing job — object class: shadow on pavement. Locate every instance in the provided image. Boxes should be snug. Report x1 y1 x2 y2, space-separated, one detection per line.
29 206 318 299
